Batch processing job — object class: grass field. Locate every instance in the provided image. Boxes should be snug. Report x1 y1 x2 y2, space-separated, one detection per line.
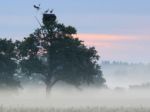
0 106 150 112
0 89 150 112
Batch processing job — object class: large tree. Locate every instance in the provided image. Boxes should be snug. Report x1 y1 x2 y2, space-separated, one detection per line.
0 38 20 92
19 13 106 95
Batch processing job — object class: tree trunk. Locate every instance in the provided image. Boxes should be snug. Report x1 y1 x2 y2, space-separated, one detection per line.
45 78 57 97
46 83 53 97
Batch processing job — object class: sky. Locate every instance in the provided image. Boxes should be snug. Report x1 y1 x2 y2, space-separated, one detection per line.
0 0 150 63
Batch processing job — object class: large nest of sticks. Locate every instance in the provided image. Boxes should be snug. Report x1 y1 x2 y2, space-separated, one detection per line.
43 13 56 24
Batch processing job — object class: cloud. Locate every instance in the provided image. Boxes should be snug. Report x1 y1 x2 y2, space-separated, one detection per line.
75 34 150 63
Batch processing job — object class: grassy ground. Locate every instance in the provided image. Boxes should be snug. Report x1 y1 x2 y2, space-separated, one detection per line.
0 107 150 112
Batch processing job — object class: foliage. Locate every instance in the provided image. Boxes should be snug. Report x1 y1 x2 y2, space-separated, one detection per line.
18 13 105 93
0 13 105 93
0 38 20 90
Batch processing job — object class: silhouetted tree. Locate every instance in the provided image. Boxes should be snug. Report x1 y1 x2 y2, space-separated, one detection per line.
19 13 105 95
0 38 20 92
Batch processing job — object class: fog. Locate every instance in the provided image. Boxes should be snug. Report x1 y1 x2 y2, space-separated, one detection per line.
0 84 150 108
0 61 150 109
101 61 150 89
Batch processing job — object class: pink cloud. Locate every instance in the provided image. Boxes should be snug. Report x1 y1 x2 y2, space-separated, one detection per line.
73 34 150 63
74 34 136 48
76 34 136 41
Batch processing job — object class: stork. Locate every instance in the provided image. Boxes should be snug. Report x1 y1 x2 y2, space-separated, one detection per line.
44 9 49 13
33 4 40 10
50 9 54 13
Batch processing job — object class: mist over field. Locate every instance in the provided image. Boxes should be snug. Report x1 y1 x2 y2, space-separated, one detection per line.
0 61 150 111
0 82 150 109
102 61 150 89
0 61 150 109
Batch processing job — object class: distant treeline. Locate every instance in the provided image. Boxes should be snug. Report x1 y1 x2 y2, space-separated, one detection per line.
101 60 150 89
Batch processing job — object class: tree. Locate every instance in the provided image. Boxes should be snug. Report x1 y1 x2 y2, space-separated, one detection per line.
19 13 106 95
0 38 20 92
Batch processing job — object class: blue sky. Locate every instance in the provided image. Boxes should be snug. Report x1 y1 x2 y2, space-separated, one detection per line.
0 0 150 63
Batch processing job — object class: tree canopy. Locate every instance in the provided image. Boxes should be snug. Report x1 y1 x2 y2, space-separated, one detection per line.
18 13 106 94
0 38 20 91
0 12 106 95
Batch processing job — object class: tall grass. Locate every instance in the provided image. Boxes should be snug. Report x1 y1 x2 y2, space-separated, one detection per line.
0 106 150 112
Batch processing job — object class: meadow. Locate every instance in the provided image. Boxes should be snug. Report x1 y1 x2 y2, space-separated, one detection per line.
0 106 150 112
1 88 150 112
